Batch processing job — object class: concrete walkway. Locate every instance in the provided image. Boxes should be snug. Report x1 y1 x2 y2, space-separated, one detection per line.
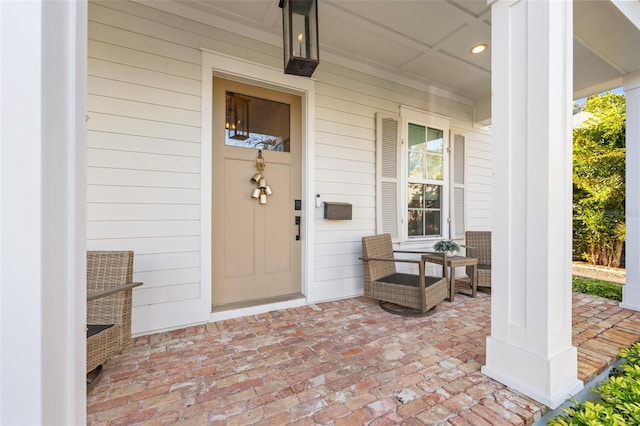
87 292 640 425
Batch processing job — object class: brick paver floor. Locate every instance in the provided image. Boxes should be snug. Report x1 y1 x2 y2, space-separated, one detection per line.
87 291 640 425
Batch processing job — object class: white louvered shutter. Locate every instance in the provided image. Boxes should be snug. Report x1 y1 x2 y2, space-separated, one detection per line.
376 112 401 240
450 132 466 239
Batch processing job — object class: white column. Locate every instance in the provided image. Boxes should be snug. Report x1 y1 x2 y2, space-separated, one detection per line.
483 0 583 409
622 71 640 311
0 1 87 424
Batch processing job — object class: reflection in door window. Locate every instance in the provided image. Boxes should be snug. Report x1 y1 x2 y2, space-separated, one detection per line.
225 92 291 152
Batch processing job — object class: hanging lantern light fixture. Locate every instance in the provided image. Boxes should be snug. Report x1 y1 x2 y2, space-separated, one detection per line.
279 0 319 77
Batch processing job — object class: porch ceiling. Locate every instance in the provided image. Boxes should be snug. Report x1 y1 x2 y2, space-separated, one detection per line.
142 0 640 103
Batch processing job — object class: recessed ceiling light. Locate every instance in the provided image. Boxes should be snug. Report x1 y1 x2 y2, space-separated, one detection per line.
470 43 488 55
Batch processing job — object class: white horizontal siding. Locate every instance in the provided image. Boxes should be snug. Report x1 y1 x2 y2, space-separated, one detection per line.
87 220 199 240
88 132 200 157
87 95 200 127
88 76 201 111
134 283 200 307
88 168 200 189
88 236 200 255
134 252 200 272
87 204 200 221
88 113 200 142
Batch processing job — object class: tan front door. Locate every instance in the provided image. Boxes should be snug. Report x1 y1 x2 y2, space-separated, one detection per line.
212 77 302 308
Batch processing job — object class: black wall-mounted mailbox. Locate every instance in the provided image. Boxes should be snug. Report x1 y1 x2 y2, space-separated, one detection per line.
324 202 352 220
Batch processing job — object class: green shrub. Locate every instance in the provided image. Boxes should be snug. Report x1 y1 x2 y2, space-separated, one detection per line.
548 343 640 426
572 277 623 301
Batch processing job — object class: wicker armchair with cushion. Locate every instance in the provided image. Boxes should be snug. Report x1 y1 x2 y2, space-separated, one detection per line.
86 251 142 391
463 231 491 289
361 234 449 315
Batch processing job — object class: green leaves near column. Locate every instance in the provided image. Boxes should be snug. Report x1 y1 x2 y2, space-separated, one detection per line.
573 92 626 267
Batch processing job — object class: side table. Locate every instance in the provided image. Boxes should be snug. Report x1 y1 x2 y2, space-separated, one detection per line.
423 253 477 302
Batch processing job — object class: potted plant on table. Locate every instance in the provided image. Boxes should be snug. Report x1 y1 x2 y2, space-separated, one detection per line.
433 239 460 255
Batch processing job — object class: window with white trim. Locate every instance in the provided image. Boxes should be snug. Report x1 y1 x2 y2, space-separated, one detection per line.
407 124 445 238
376 109 465 243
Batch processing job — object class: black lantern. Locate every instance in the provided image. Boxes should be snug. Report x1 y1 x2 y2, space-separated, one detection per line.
279 0 319 77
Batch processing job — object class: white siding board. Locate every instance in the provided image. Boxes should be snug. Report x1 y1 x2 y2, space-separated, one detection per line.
88 131 200 157
315 81 394 110
134 251 200 272
315 229 377 244
310 277 362 302
316 119 374 141
316 93 380 120
134 283 200 307
316 182 374 197
315 144 375 163
314 241 361 256
87 203 200 221
88 39 201 80
88 76 201 111
315 157 375 174
316 106 374 131
315 219 375 232
315 264 361 282
88 168 200 189
87 185 200 204
87 220 200 240
87 236 200 255
88 95 200 127
87 148 200 173
133 267 200 289
315 254 361 269
87 113 200 142
315 169 373 185
88 21 201 65
93 0 188 29
88 58 199 95
314 132 373 152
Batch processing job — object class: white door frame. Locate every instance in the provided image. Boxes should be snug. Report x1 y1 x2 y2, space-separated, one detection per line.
200 49 316 321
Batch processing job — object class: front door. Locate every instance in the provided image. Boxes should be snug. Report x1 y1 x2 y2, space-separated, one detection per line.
212 77 302 308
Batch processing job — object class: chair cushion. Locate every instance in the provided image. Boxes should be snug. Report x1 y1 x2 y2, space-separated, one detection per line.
87 324 114 338
376 273 444 288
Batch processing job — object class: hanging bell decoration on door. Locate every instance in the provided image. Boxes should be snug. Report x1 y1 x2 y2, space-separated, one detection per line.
250 150 273 205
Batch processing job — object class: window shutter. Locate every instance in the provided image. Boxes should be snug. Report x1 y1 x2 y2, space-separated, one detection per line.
376 112 401 240
450 132 466 239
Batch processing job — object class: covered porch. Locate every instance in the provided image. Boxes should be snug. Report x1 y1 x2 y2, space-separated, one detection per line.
3 0 640 423
87 291 640 425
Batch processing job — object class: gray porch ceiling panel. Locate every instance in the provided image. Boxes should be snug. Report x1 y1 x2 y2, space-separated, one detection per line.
145 0 640 103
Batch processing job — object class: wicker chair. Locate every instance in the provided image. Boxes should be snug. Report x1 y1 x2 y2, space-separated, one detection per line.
86 251 142 391
463 231 491 289
361 234 449 315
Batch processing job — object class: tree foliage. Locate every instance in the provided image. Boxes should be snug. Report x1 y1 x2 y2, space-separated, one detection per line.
573 92 626 267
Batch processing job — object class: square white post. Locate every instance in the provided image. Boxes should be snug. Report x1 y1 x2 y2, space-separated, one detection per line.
483 0 583 409
622 71 640 311
0 0 87 423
